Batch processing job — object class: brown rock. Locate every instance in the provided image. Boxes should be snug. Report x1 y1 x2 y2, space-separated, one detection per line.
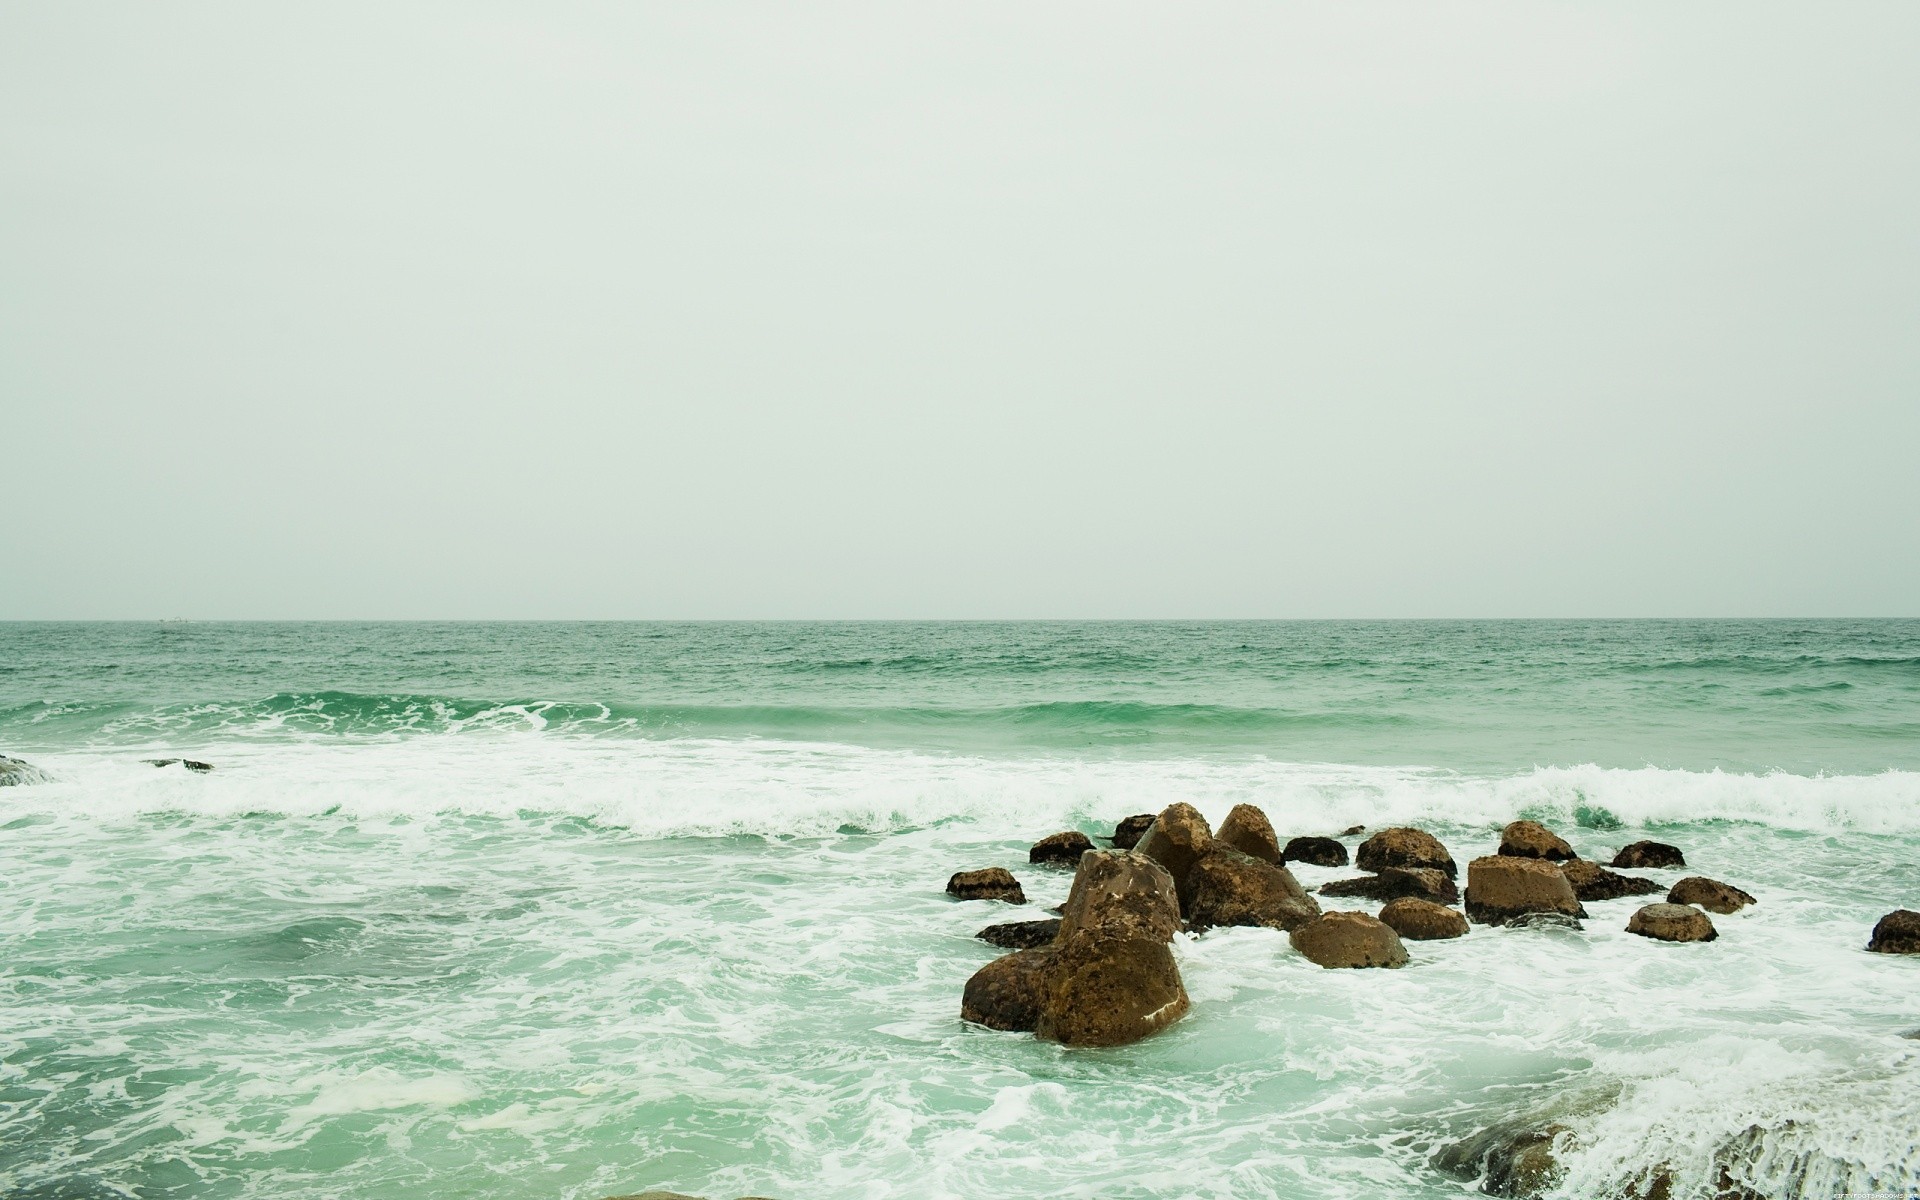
1110 813 1156 850
1034 932 1189 1047
1319 866 1458 905
1288 910 1409 968
1054 850 1181 945
1627 903 1718 942
1560 859 1663 902
1215 803 1282 863
1133 803 1215 913
1433 1122 1571 1198
1867 909 1920 954
1356 827 1456 878
1184 847 1320 933
1612 840 1686 869
947 868 1026 904
1666 876 1755 915
1340 824 1366 836
975 919 1060 950
1464 856 1585 926
1498 820 1576 861
1028 830 1094 866
960 945 1056 1032
1282 835 1349 867
1379 897 1468 940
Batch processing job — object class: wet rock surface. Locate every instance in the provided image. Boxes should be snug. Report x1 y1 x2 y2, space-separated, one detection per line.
1465 856 1585 926
1288 910 1409 968
1379 897 1469 940
1433 1121 1571 1198
1612 840 1686 869
1357 827 1457 878
961 945 1056 1031
1109 814 1156 850
1281 835 1348 867
1035 932 1190 1047
1627 903 1718 942
1560 859 1663 902
1028 830 1094 866
975 919 1061 950
1184 847 1320 933
1498 819 1576 861
0 754 48 786
1055 850 1181 945
947 868 1027 904
1666 876 1755 915
1214 803 1282 864
1320 866 1458 905
1134 803 1215 914
1867 909 1920 954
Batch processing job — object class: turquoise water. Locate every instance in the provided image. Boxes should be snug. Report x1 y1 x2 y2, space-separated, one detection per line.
2 621 1918 1199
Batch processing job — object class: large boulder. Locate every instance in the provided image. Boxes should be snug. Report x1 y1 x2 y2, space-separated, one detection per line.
961 945 1056 1032
1319 866 1458 905
1627 903 1718 943
947 868 1026 904
1288 910 1409 968
1498 820 1576 861
1464 856 1585 926
1110 814 1156 850
1612 840 1686 869
1356 827 1456 878
1379 897 1469 940
1034 931 1190 1046
0 755 48 786
1867 910 1920 954
1666 876 1755 915
1282 835 1348 867
1216 803 1282 863
1028 831 1094 866
1184 848 1320 933
975 919 1060 950
1560 859 1663 902
1055 850 1181 945
1133 803 1215 913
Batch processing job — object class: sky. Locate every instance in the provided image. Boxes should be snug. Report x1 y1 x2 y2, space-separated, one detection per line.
2 2 1916 619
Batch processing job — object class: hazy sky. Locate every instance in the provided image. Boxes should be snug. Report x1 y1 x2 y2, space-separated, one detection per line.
3 3 1916 619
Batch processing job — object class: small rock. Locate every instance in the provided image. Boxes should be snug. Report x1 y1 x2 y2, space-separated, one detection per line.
1110 814 1156 850
1433 1122 1571 1198
1215 803 1282 863
1282 835 1349 867
947 868 1026 904
961 945 1056 1032
975 919 1060 950
144 757 213 773
1379 897 1468 940
1612 840 1686 869
1464 856 1585 926
1498 820 1576 861
1356 827 1456 878
1506 911 1584 932
0 755 48 787
1288 910 1409 968
1028 830 1094 866
1055 850 1181 945
1627 903 1717 942
1560 859 1663 902
1034 931 1190 1047
1134 803 1215 914
1184 848 1320 933
1867 909 1920 955
1666 876 1755 915
1319 866 1458 905
1340 824 1366 836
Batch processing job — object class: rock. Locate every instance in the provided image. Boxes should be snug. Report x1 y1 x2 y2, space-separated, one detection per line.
1867 909 1920 954
144 757 213 773
1506 911 1584 932
1627 903 1718 942
961 945 1056 1032
1498 820 1576 861
1379 897 1468 940
1666 876 1755 915
605 1193 708 1200
1133 803 1214 913
1282 835 1349 867
1356 827 1456 878
1319 866 1458 905
1464 856 1585 926
1215 803 1282 863
1028 830 1094 866
1340 824 1366 836
1560 859 1663 902
975 919 1060 950
1034 931 1190 1046
1055 850 1181 945
1110 814 1156 850
1433 1122 1571 1198
1184 848 1320 933
1612 840 1686 869
0 754 47 786
947 868 1026 904
1288 910 1409 968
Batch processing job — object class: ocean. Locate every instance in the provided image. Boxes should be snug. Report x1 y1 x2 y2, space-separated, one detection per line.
1 620 1916 1199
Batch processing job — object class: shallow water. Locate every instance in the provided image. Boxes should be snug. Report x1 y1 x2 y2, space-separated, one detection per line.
2 622 1917 1199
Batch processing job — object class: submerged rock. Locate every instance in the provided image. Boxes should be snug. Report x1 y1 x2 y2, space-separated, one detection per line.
1506 911 1584 932
1666 876 1755 915
1464 856 1585 926
975 919 1060 950
1055 850 1181 945
1110 813 1156 850
1134 803 1214 914
1433 1121 1572 1198
144 757 214 773
0 754 48 786
961 945 1056 1032
1028 830 1094 866
1560 859 1663 902
1184 847 1319 933
1319 866 1458 905
947 868 1026 904
1288 910 1409 968
1340 824 1366 836
1498 820 1576 861
1215 803 1282 863
1379 897 1468 940
1357 827 1456 878
1612 840 1686 869
1627 903 1717 943
1035 931 1189 1047
1282 835 1349 867
1867 909 1920 955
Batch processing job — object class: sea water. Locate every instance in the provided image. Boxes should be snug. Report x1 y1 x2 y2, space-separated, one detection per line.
1 620 1916 1199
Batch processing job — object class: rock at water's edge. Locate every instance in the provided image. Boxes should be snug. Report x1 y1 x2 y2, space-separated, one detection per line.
1184 847 1319 933
1498 820 1576 862
976 919 1060 950
1432 1122 1571 1198
1110 814 1156 850
1319 866 1458 905
961 945 1056 1032
1666 876 1755 915
1215 803 1281 864
1612 840 1686 869
1288 910 1409 968
1867 909 1920 954
1034 932 1189 1047
1028 830 1094 866
0 755 48 786
1282 835 1348 867
1055 850 1181 945
947 868 1026 904
1134 803 1214 914
1560 859 1663 902
1356 827 1456 878
1379 897 1468 940
1464 856 1585 926
1627 903 1717 943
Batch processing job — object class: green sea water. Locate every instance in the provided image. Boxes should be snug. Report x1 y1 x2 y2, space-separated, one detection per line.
2 621 1917 1199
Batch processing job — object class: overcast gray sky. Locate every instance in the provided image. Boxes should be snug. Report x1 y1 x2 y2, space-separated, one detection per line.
2 3 1916 619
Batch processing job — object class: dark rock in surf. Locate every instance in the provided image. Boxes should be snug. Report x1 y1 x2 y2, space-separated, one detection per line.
1357 827 1456 878
1464 856 1585 926
1612 840 1686 870
1028 830 1094 866
0 755 47 786
1133 803 1214 914
1666 876 1755 915
1506 911 1584 932
1034 931 1189 1047
1110 814 1156 850
1288 910 1409 968
976 919 1060 950
1340 824 1366 836
1379 897 1468 940
1282 835 1349 867
962 946 1056 1032
1056 850 1181 945
1319 866 1458 905
1627 903 1717 943
1498 820 1576 861
947 868 1026 904
1867 909 1920 955
144 757 214 773
1433 1121 1572 1198
1560 859 1662 902
1215 803 1282 864
1184 848 1320 934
